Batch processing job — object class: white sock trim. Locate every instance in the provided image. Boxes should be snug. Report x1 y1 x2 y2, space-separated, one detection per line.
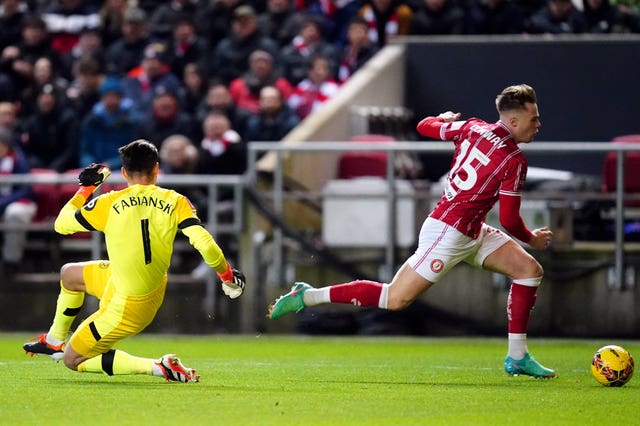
302 287 330 306
513 277 542 287
378 284 389 309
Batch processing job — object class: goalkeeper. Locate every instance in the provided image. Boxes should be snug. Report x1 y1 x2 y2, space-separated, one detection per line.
23 139 245 382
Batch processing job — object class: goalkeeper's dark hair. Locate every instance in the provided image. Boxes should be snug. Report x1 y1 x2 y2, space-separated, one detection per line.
119 139 159 175
495 84 537 113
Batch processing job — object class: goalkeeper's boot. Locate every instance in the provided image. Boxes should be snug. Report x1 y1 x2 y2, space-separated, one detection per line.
23 333 65 361
268 282 312 320
504 353 556 378
156 354 199 382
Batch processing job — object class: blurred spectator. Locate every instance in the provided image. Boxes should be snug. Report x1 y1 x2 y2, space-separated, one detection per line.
60 25 104 81
135 85 197 150
525 0 587 33
158 133 207 212
42 0 100 55
159 133 199 174
98 0 128 48
409 0 466 35
466 0 526 34
337 15 377 83
358 0 413 48
78 75 140 169
104 7 151 76
278 14 339 85
229 49 294 113
208 5 280 84
196 82 252 140
0 126 36 275
197 111 247 175
0 14 62 101
583 0 640 33
20 83 79 172
516 0 547 20
303 0 363 48
0 101 18 131
245 85 300 146
65 56 104 120
194 0 245 51
0 0 28 51
181 62 207 116
149 0 199 42
18 56 69 118
257 0 305 47
288 53 340 119
122 42 183 116
167 17 209 79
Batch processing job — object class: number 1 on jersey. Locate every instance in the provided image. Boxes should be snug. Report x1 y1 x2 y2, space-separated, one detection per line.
141 218 152 264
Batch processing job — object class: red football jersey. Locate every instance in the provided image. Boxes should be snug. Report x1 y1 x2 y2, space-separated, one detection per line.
418 117 527 239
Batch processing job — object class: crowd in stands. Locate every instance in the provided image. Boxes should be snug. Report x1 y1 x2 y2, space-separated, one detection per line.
0 0 639 271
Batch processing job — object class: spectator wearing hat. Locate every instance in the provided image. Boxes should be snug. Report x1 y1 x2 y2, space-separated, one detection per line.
208 5 280 85
0 14 62 101
41 0 100 55
20 83 79 172
122 42 184 116
134 84 197 150
104 7 152 76
229 49 293 113
78 75 140 169
0 125 36 275
278 13 339 85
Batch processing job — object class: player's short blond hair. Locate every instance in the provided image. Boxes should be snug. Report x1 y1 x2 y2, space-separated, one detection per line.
495 84 537 113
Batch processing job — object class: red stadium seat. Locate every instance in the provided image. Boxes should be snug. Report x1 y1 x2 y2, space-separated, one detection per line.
337 134 395 179
30 168 61 222
602 136 640 207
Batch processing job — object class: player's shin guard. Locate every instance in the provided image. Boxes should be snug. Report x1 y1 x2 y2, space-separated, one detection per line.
329 280 386 307
49 282 84 342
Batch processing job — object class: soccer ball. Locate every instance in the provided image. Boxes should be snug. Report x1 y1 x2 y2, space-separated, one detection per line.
591 345 634 387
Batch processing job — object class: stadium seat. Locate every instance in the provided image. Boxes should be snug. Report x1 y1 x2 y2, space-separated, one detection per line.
602 136 640 194
337 134 395 179
30 168 61 223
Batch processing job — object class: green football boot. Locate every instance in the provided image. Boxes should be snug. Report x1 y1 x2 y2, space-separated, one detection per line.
504 353 556 378
268 282 312 320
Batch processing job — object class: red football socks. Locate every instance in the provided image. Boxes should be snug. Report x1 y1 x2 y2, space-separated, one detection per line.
329 280 383 307
507 282 538 334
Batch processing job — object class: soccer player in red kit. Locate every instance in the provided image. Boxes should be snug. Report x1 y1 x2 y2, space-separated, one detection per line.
268 84 555 378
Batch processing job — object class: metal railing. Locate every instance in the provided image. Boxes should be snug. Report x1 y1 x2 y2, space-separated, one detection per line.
0 173 246 259
247 140 640 289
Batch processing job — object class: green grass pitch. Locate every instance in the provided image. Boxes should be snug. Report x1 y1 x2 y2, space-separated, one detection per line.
2 333 639 425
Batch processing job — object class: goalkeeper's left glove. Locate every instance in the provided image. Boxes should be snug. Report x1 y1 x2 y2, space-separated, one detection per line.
217 266 246 299
77 163 111 200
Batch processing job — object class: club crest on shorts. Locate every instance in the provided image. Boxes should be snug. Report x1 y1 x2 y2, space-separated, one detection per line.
430 259 444 273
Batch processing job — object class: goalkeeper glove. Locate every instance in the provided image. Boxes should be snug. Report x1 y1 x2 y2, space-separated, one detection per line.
77 163 111 199
217 267 246 299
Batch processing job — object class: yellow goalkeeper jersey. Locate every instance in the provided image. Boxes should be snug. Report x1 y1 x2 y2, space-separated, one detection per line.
54 184 229 296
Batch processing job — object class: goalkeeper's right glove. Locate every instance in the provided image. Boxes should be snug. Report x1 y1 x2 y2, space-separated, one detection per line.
77 163 111 199
217 266 246 299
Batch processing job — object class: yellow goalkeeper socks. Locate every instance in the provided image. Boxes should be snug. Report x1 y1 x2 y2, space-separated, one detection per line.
77 349 154 376
48 282 84 342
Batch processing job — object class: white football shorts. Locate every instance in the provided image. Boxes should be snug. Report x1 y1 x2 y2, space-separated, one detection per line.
407 217 511 283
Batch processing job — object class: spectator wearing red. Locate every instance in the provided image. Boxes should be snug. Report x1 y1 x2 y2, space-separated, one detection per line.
229 49 293 113
288 53 339 119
